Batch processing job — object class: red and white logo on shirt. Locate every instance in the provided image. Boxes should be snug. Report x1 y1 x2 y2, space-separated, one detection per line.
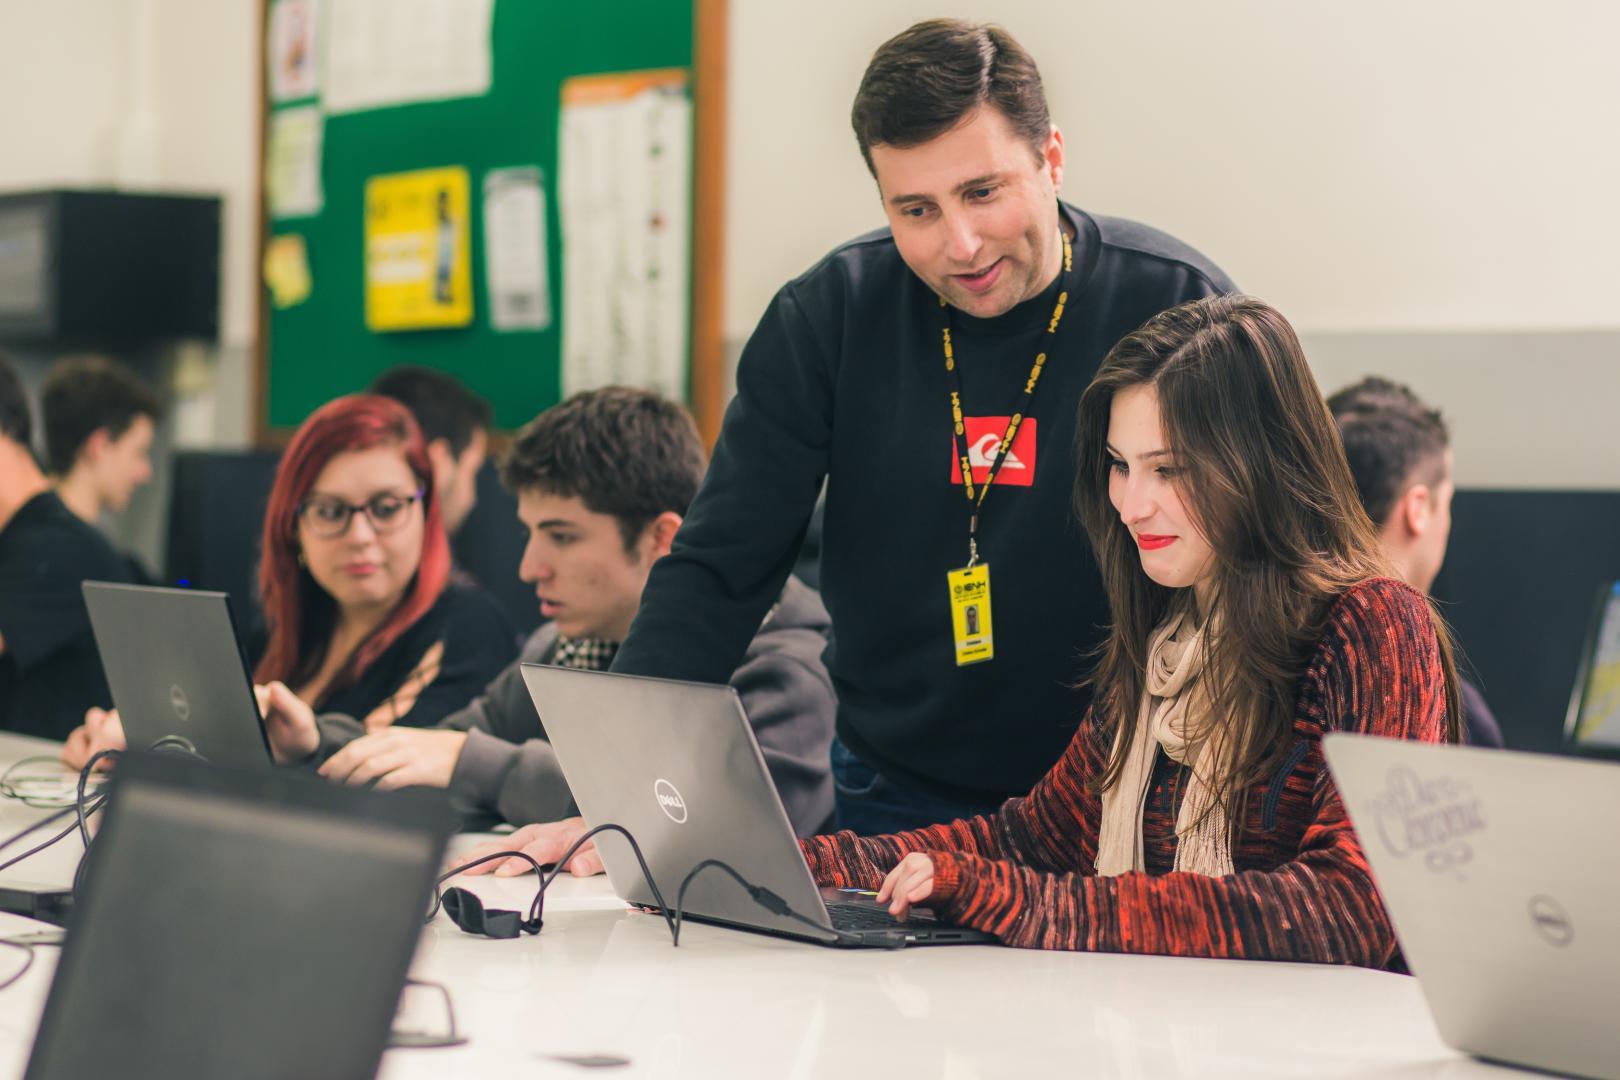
949 416 1037 487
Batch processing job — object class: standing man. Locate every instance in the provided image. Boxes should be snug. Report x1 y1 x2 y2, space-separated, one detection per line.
1328 376 1505 748
612 19 1235 834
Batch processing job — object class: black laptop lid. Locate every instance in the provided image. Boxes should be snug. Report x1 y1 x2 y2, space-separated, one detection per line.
24 751 452 1080
82 582 272 770
1564 581 1620 758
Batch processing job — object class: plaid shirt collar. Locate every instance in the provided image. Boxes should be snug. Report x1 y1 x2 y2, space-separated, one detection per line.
552 636 620 672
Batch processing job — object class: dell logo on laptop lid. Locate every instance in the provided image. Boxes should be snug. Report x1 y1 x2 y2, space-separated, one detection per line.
654 779 688 824
169 684 191 722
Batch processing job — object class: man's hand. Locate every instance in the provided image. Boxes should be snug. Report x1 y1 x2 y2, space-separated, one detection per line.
318 728 468 790
875 852 936 920
254 681 320 764
451 817 602 878
60 707 127 771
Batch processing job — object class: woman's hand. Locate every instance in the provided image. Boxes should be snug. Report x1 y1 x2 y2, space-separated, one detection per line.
876 851 936 920
60 707 127 771
254 681 320 763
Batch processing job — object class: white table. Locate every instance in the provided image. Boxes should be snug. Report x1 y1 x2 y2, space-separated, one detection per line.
0 732 1530 1078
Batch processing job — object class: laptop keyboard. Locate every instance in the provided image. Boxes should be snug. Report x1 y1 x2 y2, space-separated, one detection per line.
826 901 938 932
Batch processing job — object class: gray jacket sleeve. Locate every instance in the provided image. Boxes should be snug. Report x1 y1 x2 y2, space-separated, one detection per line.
443 630 579 826
732 626 836 837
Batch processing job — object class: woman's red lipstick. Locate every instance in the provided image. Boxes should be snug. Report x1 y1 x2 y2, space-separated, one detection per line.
1135 534 1176 551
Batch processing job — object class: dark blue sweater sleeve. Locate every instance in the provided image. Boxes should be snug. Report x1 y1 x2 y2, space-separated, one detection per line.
613 284 835 683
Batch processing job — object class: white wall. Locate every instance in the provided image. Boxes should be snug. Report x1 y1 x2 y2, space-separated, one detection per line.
724 1 1620 489
726 0 1620 337
0 1 133 189
0 0 258 424
4 1 1616 488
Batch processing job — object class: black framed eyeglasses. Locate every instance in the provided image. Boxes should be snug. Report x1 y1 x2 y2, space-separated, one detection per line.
297 489 424 538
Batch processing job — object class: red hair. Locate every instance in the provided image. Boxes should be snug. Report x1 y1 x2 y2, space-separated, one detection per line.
255 394 450 693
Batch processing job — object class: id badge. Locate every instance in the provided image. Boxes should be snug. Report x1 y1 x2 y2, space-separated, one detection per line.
947 564 994 666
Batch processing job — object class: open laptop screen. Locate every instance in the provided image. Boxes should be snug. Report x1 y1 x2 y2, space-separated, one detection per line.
24 752 451 1080
1568 581 1620 752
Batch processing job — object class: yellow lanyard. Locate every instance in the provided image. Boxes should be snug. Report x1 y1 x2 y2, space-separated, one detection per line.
941 230 1073 567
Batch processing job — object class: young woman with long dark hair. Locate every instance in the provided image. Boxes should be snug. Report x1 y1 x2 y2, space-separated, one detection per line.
802 295 1459 968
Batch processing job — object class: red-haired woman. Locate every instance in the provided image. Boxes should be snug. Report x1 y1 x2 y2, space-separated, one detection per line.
251 393 514 733
63 394 515 766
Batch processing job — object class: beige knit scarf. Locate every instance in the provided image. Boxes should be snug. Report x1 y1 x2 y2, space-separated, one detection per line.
1094 609 1237 878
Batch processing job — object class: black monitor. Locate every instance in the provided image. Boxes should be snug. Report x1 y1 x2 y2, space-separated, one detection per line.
24 751 452 1080
1563 581 1620 759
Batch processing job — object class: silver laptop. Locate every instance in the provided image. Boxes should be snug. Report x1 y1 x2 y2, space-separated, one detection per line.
519 664 994 948
83 582 272 770
1325 733 1620 1080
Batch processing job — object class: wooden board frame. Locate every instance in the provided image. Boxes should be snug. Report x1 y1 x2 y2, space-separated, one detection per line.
252 0 728 447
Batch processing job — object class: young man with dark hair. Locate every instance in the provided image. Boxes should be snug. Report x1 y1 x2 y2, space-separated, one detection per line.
611 19 1236 834
257 386 836 844
370 365 492 536
1328 375 1504 747
41 355 162 526
0 353 133 738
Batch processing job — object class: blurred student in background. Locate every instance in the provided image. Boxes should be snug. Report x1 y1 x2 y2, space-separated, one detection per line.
370 365 491 538
1 353 132 739
1328 375 1503 747
42 354 162 580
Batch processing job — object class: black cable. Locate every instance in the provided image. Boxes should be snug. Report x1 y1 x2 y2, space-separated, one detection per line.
433 824 856 948
0 938 35 993
76 750 121 850
0 802 82 858
672 858 865 948
0 756 86 809
0 794 107 876
431 824 677 941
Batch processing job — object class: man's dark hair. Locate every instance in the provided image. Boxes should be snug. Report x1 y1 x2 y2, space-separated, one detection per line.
40 355 161 475
370 365 493 457
0 351 32 448
1327 376 1451 526
851 19 1051 176
500 386 707 550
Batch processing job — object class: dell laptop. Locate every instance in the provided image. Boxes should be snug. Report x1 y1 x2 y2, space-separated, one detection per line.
82 582 272 770
1325 733 1620 1080
24 749 453 1080
1564 580 1620 761
518 664 994 948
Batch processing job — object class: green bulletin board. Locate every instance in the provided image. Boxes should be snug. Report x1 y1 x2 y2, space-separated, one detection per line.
260 0 697 432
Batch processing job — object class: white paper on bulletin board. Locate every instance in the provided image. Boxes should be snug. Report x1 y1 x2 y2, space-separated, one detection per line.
268 0 320 101
323 0 493 114
558 70 691 401
266 106 325 218
482 167 552 332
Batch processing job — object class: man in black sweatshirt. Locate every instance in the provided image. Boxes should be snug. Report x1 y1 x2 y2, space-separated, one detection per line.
614 19 1236 834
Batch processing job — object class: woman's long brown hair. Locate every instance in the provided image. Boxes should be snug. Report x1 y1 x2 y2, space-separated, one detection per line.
1073 295 1461 822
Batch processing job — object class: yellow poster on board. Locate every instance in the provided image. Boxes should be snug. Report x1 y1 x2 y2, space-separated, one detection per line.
364 166 473 331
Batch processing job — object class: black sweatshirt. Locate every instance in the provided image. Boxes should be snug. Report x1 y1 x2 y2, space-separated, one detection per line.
614 204 1234 802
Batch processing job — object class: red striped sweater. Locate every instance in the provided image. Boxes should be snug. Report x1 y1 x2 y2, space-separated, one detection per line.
802 578 1448 968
